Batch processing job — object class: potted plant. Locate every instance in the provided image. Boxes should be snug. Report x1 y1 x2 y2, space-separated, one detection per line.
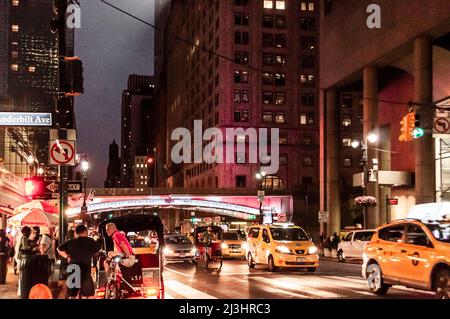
354 196 377 207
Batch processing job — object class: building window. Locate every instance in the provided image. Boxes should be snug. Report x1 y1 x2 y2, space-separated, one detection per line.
302 135 313 145
10 64 18 71
275 1 286 10
280 155 288 166
262 175 286 190
301 1 315 12
263 111 273 123
12 0 19 6
300 74 315 87
236 175 247 187
263 92 274 104
235 31 249 44
11 25 19 32
301 36 316 50
275 34 286 48
234 71 249 83
300 93 315 106
300 18 315 31
263 72 274 85
275 15 286 28
300 56 315 69
275 92 285 105
234 109 249 122
275 112 285 124
262 34 274 47
300 113 314 125
275 73 285 86
342 116 352 127
342 95 353 108
235 51 249 64
279 134 288 145
274 55 286 67
303 156 313 167
241 90 249 102
343 157 353 167
235 0 249 6
263 15 274 28
235 12 249 25
263 0 273 9
28 66 36 73
342 138 352 147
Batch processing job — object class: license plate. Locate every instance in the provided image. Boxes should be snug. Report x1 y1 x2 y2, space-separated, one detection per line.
297 257 306 262
179 254 186 257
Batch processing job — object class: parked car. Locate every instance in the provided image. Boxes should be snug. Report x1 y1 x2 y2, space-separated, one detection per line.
222 231 247 259
246 223 319 272
362 219 450 299
163 234 196 264
337 230 375 262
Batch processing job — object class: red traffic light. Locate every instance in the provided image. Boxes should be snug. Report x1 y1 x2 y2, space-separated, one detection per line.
147 157 154 164
24 177 45 199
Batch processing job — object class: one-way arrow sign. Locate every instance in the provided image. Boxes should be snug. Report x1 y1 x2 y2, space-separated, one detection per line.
45 181 59 193
44 180 83 194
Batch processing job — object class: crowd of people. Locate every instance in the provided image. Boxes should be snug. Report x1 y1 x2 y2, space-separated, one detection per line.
0 221 138 299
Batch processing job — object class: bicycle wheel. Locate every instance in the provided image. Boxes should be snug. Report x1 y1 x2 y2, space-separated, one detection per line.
105 280 121 299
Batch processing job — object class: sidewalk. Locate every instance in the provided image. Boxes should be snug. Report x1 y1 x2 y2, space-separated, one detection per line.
0 265 19 299
0 263 66 299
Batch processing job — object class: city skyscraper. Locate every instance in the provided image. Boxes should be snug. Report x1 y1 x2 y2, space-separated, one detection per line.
0 0 59 175
155 0 320 226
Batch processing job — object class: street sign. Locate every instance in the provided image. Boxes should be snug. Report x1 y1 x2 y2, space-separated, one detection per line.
257 190 265 202
277 213 287 222
0 112 52 126
44 180 83 194
318 211 329 223
386 198 399 206
49 140 76 166
434 118 450 134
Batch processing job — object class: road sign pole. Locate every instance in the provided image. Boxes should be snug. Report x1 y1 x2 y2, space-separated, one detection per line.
58 165 67 245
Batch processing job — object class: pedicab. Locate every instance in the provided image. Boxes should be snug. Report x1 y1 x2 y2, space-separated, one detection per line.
96 214 165 299
193 226 223 270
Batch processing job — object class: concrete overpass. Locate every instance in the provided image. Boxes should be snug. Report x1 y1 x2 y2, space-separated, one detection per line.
66 188 293 222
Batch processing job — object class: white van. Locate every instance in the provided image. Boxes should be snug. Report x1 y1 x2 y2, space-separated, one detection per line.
407 202 450 221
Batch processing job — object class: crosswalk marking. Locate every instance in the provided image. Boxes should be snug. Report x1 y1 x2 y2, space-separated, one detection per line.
251 276 342 299
165 280 217 299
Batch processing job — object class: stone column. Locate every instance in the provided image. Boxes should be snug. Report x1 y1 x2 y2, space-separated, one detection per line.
414 35 436 204
325 89 341 235
363 66 380 228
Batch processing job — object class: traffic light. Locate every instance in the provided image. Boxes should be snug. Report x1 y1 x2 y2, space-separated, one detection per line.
24 177 45 200
147 157 154 164
399 112 415 142
412 113 425 138
64 57 84 96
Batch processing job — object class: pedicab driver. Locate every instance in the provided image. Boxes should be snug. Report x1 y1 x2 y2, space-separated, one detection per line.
105 223 135 267
202 226 217 245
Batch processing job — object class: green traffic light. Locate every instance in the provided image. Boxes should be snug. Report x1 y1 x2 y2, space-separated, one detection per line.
413 127 425 138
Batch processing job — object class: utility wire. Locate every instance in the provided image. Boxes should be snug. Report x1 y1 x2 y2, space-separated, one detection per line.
98 0 450 110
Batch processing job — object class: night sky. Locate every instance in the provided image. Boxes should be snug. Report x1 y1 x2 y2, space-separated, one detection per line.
75 0 155 187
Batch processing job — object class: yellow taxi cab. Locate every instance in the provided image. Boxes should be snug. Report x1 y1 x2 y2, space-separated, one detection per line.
246 223 319 272
222 231 247 259
362 219 450 299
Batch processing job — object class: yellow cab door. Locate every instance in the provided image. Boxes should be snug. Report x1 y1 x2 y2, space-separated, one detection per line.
396 223 434 288
376 224 407 279
257 228 271 265
248 227 260 263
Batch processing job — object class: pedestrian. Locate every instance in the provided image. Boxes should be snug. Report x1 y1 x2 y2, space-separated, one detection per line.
0 229 12 284
57 225 101 299
39 227 56 279
17 226 33 298
29 226 41 254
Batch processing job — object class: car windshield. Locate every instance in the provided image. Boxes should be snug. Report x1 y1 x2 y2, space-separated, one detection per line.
165 236 192 245
270 228 309 241
127 230 159 248
223 233 240 241
425 223 450 243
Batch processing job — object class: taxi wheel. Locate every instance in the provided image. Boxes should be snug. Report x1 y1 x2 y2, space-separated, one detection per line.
307 267 317 273
337 250 345 263
247 253 255 269
434 269 450 299
268 255 277 272
366 263 389 295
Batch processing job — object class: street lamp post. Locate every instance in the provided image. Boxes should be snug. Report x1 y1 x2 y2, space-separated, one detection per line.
352 132 378 229
81 160 89 224
256 170 267 222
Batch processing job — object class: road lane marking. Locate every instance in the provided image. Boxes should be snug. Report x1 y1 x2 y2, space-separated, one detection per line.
251 276 342 299
260 286 313 299
164 280 217 299
165 267 191 278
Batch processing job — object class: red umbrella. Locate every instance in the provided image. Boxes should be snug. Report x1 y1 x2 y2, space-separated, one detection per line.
9 209 59 227
13 200 58 215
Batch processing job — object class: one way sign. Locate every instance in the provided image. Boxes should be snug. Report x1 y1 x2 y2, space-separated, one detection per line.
44 180 83 194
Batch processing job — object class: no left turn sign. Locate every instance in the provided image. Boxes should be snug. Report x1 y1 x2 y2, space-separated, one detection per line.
49 140 76 166
434 118 450 134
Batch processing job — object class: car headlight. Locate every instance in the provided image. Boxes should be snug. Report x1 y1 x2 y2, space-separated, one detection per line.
308 246 318 255
190 248 197 254
221 243 228 249
241 243 249 250
163 247 173 255
275 246 291 254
